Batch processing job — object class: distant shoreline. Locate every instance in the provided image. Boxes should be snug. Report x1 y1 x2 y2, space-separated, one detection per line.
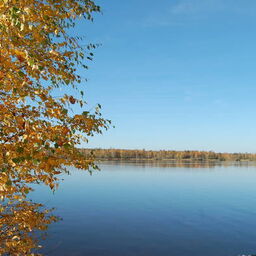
80 148 256 162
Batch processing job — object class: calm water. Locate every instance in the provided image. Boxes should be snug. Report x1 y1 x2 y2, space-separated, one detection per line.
31 163 256 256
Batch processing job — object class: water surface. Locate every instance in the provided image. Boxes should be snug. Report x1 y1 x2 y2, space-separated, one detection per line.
31 163 256 256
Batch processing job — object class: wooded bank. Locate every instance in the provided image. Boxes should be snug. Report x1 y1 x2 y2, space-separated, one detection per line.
81 149 256 162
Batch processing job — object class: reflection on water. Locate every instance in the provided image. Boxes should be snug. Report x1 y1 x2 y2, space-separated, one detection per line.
30 163 256 256
0 199 58 255
98 159 256 169
4 162 256 255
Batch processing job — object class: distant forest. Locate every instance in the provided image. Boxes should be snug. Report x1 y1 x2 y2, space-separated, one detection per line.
81 149 256 162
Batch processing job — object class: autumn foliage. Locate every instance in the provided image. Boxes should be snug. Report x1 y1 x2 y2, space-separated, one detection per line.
0 0 110 200
0 199 59 256
0 0 109 254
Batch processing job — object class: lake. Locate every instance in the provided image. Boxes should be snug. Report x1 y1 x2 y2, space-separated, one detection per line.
31 162 256 256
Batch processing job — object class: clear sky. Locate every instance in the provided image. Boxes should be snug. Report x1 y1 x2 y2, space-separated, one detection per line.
72 0 256 152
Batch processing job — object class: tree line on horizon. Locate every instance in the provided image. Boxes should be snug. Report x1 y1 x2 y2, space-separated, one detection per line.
81 148 256 162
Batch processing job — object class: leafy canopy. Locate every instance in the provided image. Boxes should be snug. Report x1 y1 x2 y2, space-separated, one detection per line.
0 0 109 200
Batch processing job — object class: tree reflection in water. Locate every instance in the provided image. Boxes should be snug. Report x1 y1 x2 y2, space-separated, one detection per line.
0 198 59 255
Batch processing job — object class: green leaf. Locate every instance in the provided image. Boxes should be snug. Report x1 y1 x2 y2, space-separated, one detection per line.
24 188 30 194
16 147 24 153
64 143 70 149
12 158 20 163
28 59 34 66
18 71 25 77
6 180 12 186
62 108 68 115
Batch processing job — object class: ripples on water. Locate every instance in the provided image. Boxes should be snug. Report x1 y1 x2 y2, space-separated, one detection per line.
29 162 256 256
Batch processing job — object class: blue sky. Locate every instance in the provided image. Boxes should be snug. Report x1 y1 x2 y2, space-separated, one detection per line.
71 0 256 152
